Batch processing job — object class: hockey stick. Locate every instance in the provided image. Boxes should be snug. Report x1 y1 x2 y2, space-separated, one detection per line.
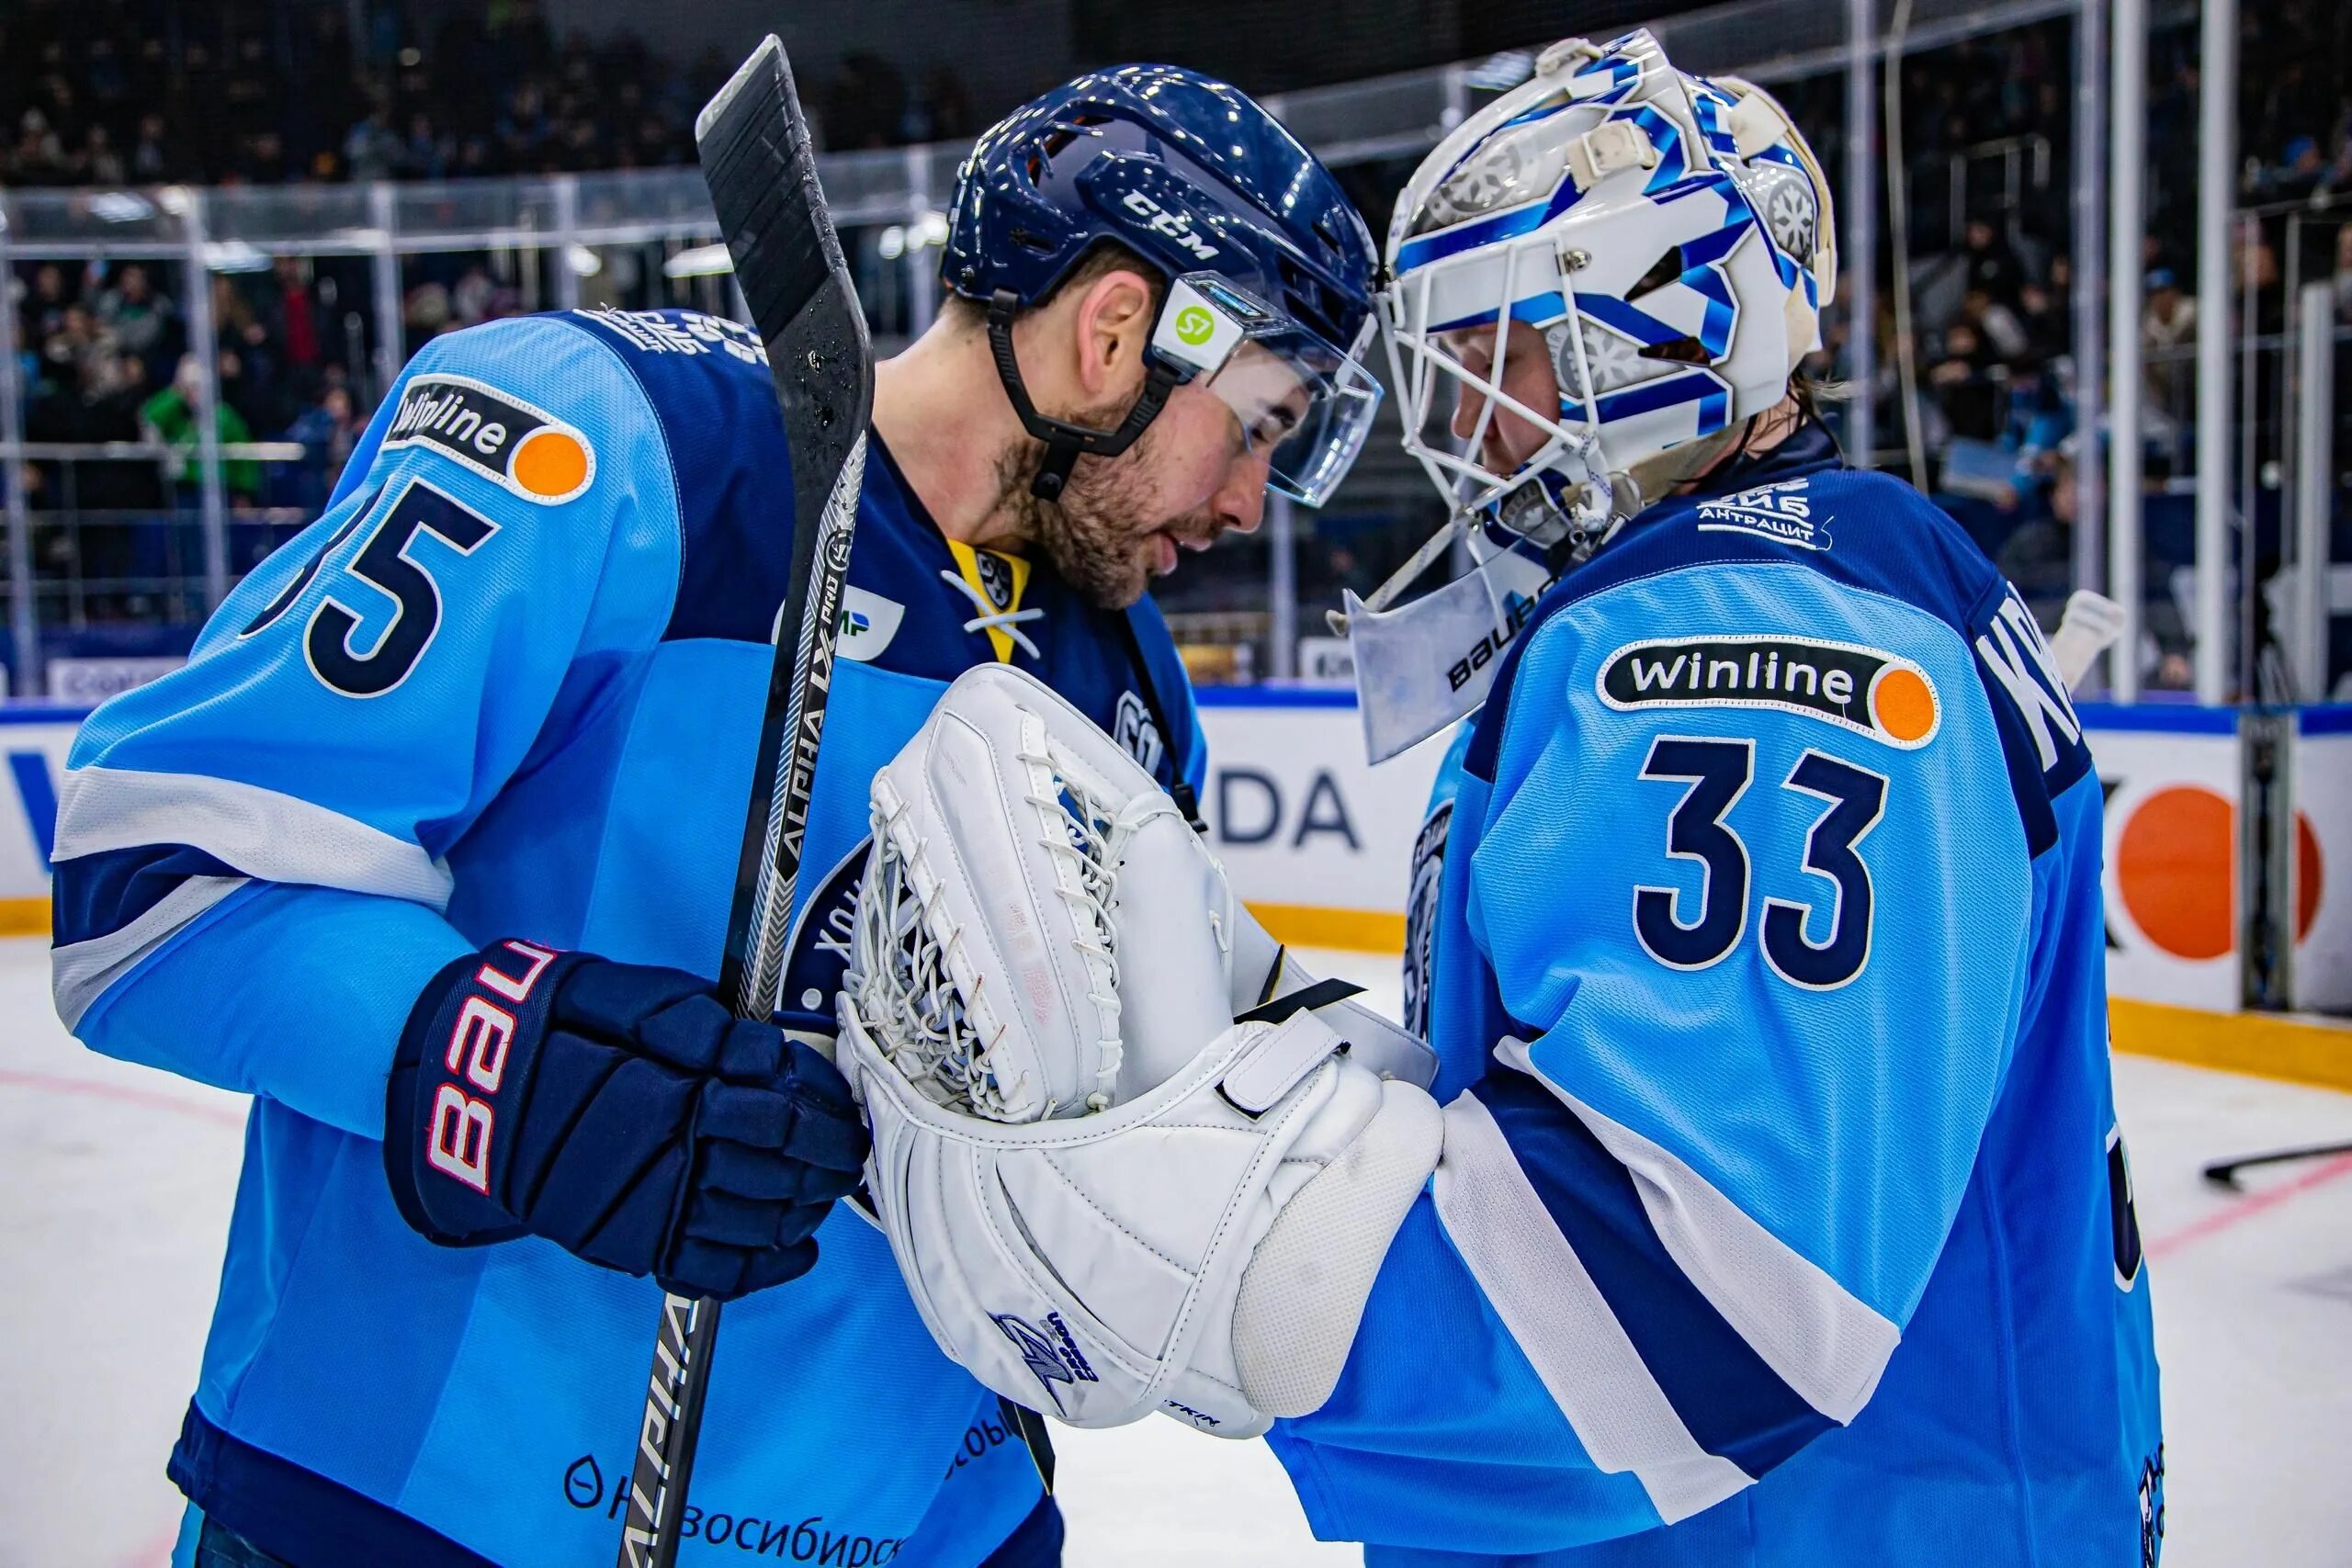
2202 1139 2352 1189
616 36 874 1568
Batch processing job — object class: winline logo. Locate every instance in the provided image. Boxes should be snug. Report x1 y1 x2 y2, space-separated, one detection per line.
1598 634 1940 748
385 374 595 505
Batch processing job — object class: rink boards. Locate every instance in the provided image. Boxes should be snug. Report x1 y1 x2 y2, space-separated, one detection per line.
1182 692 2352 1010
4 694 2347 1077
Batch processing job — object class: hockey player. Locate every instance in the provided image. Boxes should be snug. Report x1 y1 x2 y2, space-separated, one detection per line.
49 66 1381 1567
836 30 2165 1568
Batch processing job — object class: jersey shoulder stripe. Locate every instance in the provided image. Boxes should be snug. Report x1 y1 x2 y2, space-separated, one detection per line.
1476 1063 1836 1481
51 842 237 948
555 307 797 646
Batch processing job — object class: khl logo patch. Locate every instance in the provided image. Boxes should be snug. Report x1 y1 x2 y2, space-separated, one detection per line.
1113 690 1165 777
973 550 1015 610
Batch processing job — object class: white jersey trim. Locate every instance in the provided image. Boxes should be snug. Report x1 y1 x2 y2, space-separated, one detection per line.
1432 1089 1753 1524
52 874 248 1030
1496 1036 1901 1425
54 765 456 909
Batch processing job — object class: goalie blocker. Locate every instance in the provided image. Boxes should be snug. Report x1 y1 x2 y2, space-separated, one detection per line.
842 665 1442 1436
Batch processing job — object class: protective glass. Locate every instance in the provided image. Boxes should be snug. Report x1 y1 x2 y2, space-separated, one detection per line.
1150 273 1384 507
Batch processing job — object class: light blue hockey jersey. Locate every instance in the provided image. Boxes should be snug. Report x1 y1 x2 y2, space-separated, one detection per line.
1270 423 2165 1566
51 308 1204 1567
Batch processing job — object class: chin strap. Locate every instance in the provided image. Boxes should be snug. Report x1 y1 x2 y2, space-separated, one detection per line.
986 291 1182 502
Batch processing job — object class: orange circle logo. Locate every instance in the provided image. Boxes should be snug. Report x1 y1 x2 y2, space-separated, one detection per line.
2116 785 2233 959
1869 665 1939 745
2114 787 2324 960
511 428 591 500
2296 810 2324 940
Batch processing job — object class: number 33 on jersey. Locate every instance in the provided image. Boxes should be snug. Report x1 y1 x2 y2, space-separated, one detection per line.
1333 447 2156 1566
1598 630 1944 990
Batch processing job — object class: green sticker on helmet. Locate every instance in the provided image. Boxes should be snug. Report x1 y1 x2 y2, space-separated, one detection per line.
1174 305 1216 346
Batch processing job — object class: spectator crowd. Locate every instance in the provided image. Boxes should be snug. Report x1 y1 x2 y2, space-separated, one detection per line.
11 254 366 622
4 0 2349 692
1 0 983 191
1761 10 2352 689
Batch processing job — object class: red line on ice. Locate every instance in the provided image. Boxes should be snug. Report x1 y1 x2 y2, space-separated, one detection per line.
0 1067 246 1129
2146 1151 2352 1261
115 1525 181 1568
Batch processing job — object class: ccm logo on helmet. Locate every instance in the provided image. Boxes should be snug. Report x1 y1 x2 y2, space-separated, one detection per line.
1120 191 1219 261
1598 635 1941 749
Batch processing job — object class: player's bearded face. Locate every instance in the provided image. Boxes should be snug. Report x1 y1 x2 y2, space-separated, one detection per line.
1007 352 1292 610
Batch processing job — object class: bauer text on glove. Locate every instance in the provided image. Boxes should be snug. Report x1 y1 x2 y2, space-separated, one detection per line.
385 940 869 1301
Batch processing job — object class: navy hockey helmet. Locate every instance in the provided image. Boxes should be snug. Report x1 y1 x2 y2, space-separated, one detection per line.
944 64 1382 505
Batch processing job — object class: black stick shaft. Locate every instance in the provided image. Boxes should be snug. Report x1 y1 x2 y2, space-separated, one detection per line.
619 1292 718 1565
617 35 873 1568
2202 1139 2352 1187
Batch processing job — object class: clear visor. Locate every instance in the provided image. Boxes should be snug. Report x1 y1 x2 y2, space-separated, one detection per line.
1151 273 1384 508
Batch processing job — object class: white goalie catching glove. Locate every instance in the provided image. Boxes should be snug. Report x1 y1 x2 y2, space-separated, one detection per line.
2050 589 2126 694
837 664 1441 1438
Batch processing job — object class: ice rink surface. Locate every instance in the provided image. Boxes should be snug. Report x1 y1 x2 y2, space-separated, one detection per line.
4 935 2348 1567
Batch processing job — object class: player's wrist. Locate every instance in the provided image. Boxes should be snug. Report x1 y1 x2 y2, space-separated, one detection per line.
383 939 576 1245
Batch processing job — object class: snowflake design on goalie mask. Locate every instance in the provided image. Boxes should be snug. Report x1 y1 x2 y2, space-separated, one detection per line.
1427 139 1532 228
1422 114 1574 230
1731 160 1817 264
1547 314 1673 399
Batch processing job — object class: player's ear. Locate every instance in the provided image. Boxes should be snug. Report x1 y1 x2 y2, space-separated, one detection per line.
1071 268 1156 397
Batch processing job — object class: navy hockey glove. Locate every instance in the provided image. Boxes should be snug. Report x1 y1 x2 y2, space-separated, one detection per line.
384 939 867 1301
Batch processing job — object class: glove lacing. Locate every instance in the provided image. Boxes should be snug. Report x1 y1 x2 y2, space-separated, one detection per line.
850 728 1127 1119
1018 735 1125 1112
852 800 992 1112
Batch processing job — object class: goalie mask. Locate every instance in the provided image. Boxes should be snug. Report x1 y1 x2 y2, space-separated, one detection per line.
1346 29 1837 761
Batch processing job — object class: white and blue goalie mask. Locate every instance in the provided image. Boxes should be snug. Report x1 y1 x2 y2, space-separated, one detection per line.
1343 29 1838 761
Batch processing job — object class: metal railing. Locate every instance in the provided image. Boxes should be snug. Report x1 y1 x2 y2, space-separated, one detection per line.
0 441 304 463
1949 132 2052 244
9 0 2321 701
